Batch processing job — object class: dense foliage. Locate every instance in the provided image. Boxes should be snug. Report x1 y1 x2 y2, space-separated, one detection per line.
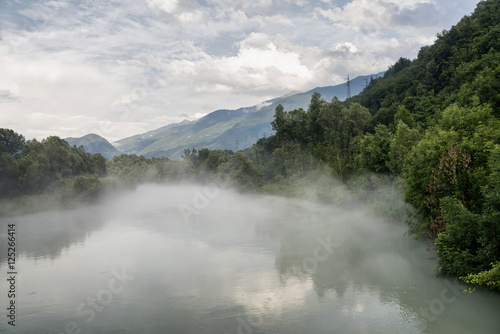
350 0 500 290
234 0 500 290
0 134 107 199
0 131 197 203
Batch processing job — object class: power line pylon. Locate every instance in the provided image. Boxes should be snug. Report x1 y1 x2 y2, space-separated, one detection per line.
346 75 351 99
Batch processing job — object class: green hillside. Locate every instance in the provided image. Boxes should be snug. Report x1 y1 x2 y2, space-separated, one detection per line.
113 73 382 159
180 0 500 290
65 134 120 160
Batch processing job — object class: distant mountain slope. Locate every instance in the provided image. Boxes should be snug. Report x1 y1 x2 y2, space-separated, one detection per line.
113 72 384 159
65 134 120 160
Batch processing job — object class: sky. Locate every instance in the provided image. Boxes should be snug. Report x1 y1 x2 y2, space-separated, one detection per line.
0 0 482 142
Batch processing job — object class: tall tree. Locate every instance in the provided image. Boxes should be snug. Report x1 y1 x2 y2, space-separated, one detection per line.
0 128 25 156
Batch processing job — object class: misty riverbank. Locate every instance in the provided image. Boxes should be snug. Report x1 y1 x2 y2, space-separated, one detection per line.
0 172 412 224
1 184 500 333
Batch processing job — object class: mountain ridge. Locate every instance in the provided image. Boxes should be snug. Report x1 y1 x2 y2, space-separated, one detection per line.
65 133 120 160
113 72 384 159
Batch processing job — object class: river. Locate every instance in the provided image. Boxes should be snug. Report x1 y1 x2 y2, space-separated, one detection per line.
1 184 499 333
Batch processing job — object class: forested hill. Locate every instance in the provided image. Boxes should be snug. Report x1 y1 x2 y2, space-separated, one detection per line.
351 0 500 124
242 0 500 290
113 72 382 159
348 0 500 242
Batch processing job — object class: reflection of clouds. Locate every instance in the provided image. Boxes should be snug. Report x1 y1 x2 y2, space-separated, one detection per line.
340 295 366 317
98 184 433 320
232 274 313 317
3 185 500 333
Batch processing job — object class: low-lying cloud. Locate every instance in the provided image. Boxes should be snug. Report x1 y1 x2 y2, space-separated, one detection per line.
3 181 498 333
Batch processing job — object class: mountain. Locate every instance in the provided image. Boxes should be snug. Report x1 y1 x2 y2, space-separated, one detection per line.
114 72 384 159
65 134 120 160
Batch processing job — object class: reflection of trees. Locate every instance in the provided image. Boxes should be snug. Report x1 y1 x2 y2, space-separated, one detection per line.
272 217 350 298
0 207 105 265
267 200 468 331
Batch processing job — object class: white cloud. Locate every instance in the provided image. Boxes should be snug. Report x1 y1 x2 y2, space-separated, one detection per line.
334 42 358 54
156 32 314 97
0 0 483 141
264 15 295 27
146 0 179 13
178 10 204 24
239 32 277 51
195 83 233 94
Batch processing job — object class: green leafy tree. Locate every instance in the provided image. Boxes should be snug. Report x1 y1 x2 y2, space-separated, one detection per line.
306 92 325 143
218 152 262 190
0 128 25 156
483 145 500 212
107 154 153 186
199 149 231 173
72 175 104 202
387 121 421 174
354 124 393 173
392 105 416 130
271 104 287 142
435 159 500 289
403 128 461 236
0 152 20 197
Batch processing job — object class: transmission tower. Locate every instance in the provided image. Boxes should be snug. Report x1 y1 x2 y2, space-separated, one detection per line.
346 75 351 99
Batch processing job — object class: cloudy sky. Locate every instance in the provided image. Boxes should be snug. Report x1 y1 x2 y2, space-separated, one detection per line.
0 0 481 142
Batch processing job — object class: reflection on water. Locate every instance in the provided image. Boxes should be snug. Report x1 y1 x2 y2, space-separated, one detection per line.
0 184 499 334
0 207 105 264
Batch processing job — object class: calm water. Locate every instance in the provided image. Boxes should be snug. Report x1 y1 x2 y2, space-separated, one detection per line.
1 184 500 334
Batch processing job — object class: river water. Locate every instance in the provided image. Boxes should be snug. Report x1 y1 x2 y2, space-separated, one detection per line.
1 184 499 333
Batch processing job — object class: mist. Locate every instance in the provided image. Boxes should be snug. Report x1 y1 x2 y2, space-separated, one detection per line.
1 181 500 334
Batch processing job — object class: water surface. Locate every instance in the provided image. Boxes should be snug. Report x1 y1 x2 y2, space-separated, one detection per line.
1 184 499 333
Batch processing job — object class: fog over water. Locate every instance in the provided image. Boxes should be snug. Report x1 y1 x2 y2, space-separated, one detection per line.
1 183 500 333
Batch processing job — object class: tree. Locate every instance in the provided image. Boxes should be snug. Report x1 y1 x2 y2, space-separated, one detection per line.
317 97 345 151
271 104 287 142
392 105 416 130
403 128 460 236
18 144 51 193
387 121 420 174
0 152 20 198
354 124 393 173
306 92 325 143
483 145 500 212
199 149 231 173
435 175 500 291
343 103 371 148
0 128 25 156
107 154 152 185
385 57 412 77
218 152 262 190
